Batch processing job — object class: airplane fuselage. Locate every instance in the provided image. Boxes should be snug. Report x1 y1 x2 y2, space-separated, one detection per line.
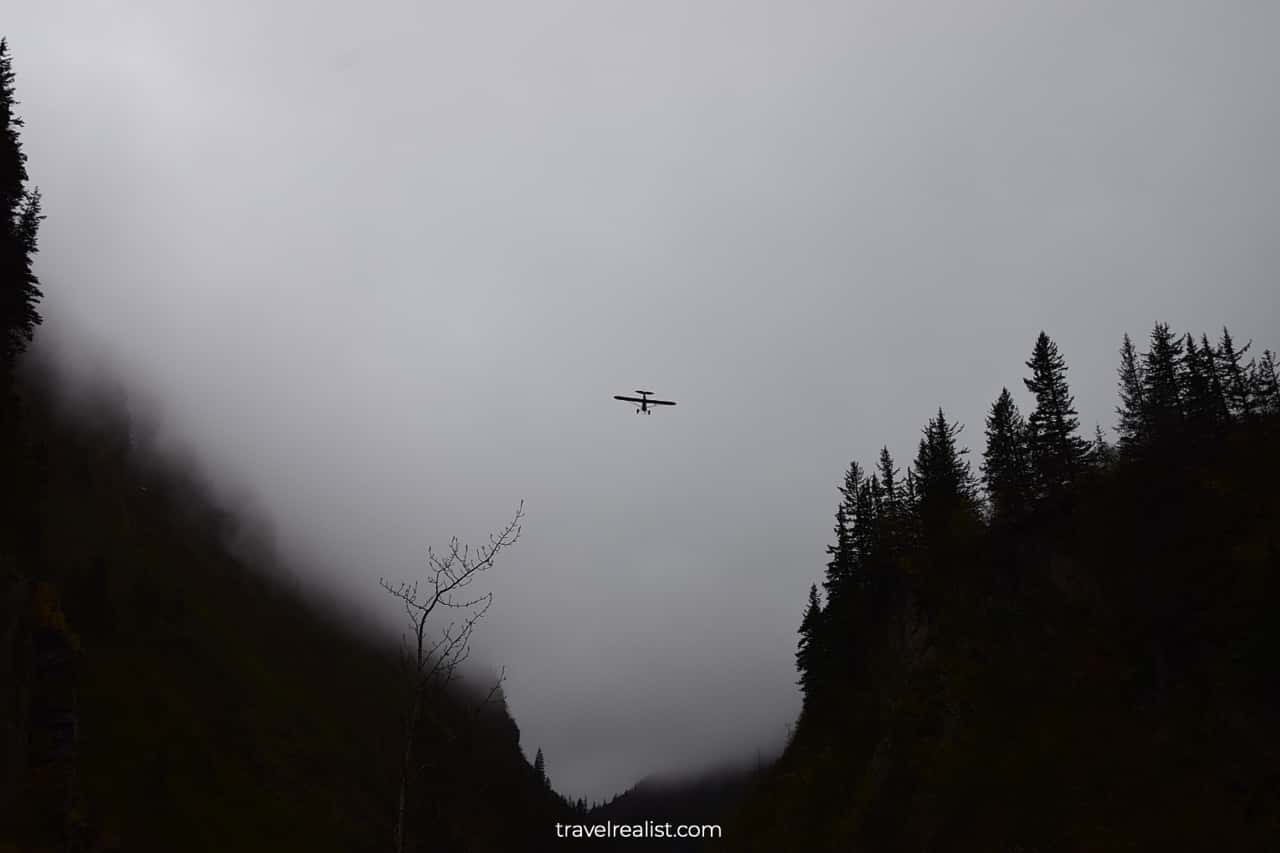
613 389 675 415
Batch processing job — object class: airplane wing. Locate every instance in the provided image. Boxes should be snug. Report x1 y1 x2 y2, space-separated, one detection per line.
614 395 646 403
646 399 677 406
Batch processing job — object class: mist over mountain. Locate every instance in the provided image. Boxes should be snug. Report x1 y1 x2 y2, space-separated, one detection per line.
9 1 1280 801
2 2 1279 850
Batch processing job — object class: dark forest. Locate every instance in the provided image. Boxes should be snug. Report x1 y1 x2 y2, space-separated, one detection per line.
3 31 1279 853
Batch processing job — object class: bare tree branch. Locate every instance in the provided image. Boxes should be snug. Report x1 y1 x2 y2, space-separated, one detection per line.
378 501 524 853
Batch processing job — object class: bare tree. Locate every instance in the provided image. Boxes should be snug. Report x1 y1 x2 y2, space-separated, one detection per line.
379 501 524 853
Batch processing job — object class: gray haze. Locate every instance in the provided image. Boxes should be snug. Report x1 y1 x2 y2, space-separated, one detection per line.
7 1 1279 799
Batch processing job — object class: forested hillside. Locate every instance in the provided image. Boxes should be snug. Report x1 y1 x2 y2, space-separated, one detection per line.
3 364 574 852
724 327 1280 850
5 24 1280 852
0 39 569 852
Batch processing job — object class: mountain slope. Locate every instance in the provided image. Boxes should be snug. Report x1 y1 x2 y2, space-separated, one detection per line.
723 416 1280 851
1 365 570 852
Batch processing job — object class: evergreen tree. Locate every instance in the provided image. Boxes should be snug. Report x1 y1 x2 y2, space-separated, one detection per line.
0 39 44 367
877 447 899 518
1202 333 1231 422
796 584 825 702
1141 323 1185 442
912 408 979 537
900 469 919 517
898 469 921 550
1252 349 1280 414
982 387 1032 522
853 476 878 578
534 748 547 787
824 461 863 600
823 506 852 600
1115 333 1147 451
768 319 1280 851
1023 332 1091 498
1181 333 1226 434
1092 424 1116 468
1216 327 1255 419
876 446 901 552
867 474 884 554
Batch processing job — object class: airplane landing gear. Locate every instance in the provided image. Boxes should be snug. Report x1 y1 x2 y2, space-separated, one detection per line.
613 390 676 416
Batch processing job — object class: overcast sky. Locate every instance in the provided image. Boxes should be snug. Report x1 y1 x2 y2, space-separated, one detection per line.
6 0 1279 800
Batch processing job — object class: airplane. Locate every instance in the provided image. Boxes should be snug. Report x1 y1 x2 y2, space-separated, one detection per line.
613 389 677 415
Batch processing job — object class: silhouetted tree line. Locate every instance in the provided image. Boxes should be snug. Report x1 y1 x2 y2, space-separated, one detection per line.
798 325 1279 710
0 38 42 377
1 37 45 583
747 324 1280 851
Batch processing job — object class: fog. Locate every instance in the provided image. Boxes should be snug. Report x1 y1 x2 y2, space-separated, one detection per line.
6 0 1279 799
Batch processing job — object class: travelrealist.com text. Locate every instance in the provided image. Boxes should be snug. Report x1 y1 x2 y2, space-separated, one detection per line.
555 821 722 840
